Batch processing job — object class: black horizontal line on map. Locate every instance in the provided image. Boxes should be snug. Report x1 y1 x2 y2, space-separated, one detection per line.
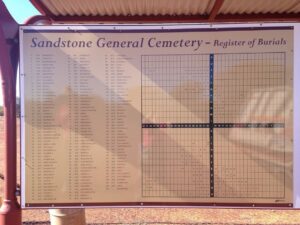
142 123 209 128
141 123 284 128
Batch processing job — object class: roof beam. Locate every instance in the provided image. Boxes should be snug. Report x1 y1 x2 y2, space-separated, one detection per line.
208 0 225 21
25 15 52 25
214 13 300 22
51 13 300 23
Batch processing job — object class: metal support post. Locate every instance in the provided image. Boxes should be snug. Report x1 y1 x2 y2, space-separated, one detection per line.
0 1 21 225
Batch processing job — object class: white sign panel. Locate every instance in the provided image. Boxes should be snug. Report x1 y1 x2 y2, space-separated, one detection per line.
20 25 294 208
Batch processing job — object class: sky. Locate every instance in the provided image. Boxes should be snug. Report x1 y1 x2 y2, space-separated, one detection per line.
0 0 40 106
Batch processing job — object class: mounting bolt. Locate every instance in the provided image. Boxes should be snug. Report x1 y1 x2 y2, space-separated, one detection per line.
15 188 21 196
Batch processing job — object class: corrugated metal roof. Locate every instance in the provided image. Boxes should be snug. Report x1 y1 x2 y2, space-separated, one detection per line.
31 0 300 22
219 0 300 14
41 0 215 16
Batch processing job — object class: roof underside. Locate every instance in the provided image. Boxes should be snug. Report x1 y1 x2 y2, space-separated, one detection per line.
30 0 300 23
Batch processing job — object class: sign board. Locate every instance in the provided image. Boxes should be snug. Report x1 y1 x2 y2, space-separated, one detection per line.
20 25 294 208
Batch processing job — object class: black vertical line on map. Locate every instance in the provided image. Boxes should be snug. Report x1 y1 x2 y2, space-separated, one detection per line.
209 54 214 197
141 55 144 197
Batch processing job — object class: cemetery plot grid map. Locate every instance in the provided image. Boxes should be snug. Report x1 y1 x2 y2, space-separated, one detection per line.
141 53 287 199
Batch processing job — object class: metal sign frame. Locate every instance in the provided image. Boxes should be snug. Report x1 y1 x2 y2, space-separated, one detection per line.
19 23 299 209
